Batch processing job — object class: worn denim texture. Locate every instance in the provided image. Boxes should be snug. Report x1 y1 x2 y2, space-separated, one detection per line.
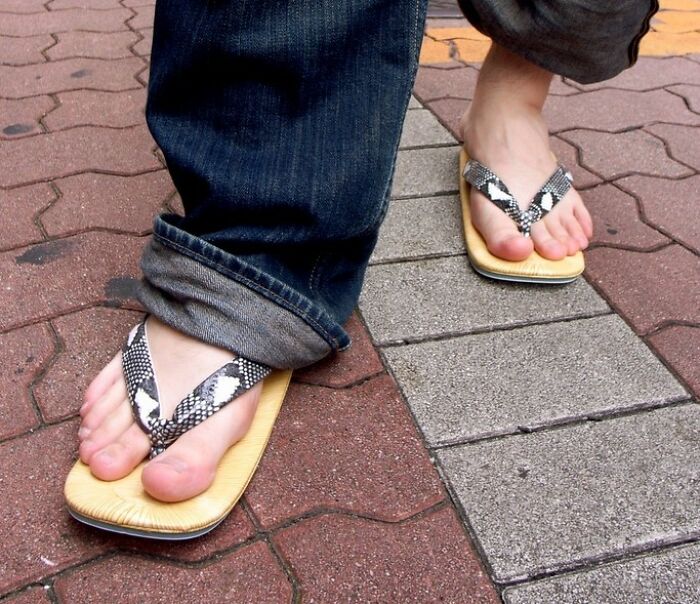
140 0 658 369
458 0 660 83
141 0 427 368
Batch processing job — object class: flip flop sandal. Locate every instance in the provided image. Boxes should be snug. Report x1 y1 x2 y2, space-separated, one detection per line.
459 148 584 284
64 320 291 540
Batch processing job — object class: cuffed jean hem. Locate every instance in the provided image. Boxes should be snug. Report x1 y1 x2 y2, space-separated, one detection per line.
136 215 350 370
457 0 660 84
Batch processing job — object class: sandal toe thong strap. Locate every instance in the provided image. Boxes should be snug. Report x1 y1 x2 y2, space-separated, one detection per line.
463 158 573 237
122 321 271 458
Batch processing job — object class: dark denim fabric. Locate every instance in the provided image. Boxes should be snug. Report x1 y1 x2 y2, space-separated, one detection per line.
458 0 660 84
141 0 428 368
139 0 658 368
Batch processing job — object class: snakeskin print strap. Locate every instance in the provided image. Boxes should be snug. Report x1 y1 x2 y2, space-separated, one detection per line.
463 159 573 237
122 321 271 458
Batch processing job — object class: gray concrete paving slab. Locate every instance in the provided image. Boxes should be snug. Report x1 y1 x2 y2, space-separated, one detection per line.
370 194 463 264
502 543 700 604
437 404 700 583
391 145 460 198
408 95 422 109
398 108 456 149
384 315 689 445
359 255 609 344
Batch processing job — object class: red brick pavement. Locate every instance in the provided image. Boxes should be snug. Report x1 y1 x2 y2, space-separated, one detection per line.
0 4 499 602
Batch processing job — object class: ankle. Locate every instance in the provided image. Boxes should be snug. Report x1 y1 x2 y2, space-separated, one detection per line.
460 102 549 164
474 43 553 112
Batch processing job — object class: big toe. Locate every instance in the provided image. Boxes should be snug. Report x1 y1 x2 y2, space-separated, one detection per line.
486 230 535 262
470 193 534 262
141 384 261 502
142 453 215 502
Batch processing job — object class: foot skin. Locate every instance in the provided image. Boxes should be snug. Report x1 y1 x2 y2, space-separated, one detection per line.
78 317 262 503
461 44 593 262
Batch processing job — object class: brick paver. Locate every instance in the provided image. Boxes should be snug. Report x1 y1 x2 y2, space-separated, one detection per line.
33 307 142 421
1 96 55 139
293 312 384 387
245 376 446 527
545 89 700 133
0 183 56 249
647 122 700 169
43 170 171 235
0 9 131 37
54 543 293 604
616 174 700 253
46 31 139 60
3 588 52 604
0 421 111 596
0 324 54 439
274 508 500 604
585 183 671 250
586 245 700 334
649 325 700 397
0 232 144 331
0 34 53 65
0 56 143 99
1 125 160 188
1 0 698 601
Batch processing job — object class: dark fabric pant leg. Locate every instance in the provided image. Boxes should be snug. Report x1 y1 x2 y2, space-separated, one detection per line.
139 0 428 369
457 0 660 83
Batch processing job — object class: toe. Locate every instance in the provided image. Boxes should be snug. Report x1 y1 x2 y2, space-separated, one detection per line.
531 220 567 260
543 215 577 256
82 352 122 416
563 215 589 250
486 230 534 262
470 192 534 262
80 379 128 437
88 423 151 481
141 453 216 503
574 201 594 239
80 398 134 463
142 384 261 502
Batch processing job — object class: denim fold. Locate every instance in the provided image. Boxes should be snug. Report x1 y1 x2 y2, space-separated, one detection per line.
458 0 661 83
137 215 343 369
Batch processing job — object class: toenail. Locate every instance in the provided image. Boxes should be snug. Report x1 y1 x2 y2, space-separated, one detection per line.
152 457 188 473
96 448 115 463
78 427 90 439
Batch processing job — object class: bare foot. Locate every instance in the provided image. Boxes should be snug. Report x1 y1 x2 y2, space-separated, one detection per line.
78 317 262 502
461 44 593 262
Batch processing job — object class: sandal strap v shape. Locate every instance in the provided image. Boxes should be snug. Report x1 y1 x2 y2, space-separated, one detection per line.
122 321 271 458
463 158 573 237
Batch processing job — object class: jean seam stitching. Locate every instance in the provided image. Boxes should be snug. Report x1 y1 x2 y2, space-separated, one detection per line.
354 0 426 240
152 231 340 348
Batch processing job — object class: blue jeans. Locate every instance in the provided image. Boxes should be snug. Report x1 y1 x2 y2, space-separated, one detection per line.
138 0 657 369
139 0 428 368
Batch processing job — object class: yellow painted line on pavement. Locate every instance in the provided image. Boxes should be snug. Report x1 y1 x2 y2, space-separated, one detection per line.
420 0 700 64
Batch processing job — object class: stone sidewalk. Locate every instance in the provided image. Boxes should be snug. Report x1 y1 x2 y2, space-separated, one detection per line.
1 0 699 602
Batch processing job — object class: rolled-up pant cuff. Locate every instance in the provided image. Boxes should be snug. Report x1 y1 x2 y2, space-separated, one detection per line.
457 0 659 84
137 215 349 370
